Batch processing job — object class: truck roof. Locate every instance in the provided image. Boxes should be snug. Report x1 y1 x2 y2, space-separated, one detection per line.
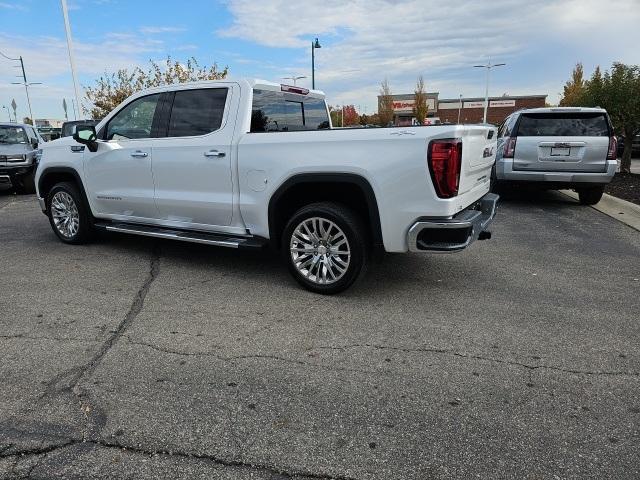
126 78 326 100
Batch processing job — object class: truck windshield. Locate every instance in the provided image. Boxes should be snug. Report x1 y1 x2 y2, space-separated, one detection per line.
0 125 28 144
516 112 610 137
251 89 330 132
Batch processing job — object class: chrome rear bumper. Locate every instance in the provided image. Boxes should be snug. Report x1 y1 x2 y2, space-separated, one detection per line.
407 192 499 252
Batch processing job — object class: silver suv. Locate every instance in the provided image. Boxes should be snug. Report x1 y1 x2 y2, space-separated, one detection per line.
0 122 44 193
493 107 617 205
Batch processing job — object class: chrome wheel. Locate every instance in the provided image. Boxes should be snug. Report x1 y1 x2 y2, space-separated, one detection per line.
290 217 351 285
51 191 79 238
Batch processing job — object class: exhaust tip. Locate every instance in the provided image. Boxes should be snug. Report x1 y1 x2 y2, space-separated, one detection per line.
478 230 492 241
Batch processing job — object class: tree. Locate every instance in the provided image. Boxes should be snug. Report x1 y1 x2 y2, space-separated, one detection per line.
583 63 640 173
329 105 342 127
343 105 359 126
413 75 428 124
378 78 394 127
84 56 229 119
559 63 586 107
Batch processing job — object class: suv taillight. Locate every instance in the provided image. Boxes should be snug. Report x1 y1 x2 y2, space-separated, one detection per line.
607 136 617 160
503 136 517 158
428 139 462 198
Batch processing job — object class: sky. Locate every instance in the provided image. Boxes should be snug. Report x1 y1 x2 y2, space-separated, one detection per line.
1 0 639 121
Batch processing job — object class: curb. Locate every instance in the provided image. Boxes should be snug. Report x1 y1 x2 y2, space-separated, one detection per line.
559 190 640 232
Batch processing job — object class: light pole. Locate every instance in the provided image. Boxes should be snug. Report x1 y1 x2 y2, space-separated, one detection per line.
2 105 12 122
457 94 463 124
311 38 321 89
473 59 506 124
282 75 307 86
61 0 83 120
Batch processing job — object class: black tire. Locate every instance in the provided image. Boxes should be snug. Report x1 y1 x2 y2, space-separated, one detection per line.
17 171 36 194
489 163 501 194
577 186 605 205
46 181 93 244
281 202 368 294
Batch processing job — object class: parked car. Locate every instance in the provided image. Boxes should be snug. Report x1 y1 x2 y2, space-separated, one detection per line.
493 107 618 204
35 79 498 294
0 122 44 193
617 134 640 158
60 119 98 138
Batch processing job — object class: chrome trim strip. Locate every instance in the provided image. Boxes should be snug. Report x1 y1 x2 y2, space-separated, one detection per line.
104 225 241 248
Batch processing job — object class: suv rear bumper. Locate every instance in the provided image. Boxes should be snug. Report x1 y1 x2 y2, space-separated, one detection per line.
496 158 617 184
407 192 499 252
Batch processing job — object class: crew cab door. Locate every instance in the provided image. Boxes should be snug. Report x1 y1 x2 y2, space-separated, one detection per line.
151 85 236 227
84 93 163 219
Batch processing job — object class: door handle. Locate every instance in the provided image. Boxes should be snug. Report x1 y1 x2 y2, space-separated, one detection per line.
130 150 148 158
204 150 226 158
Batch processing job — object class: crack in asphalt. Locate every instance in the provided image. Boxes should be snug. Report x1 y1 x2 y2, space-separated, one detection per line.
314 344 639 377
0 438 357 480
35 246 161 444
124 339 379 377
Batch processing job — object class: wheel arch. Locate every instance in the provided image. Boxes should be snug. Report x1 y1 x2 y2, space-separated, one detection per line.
38 167 92 216
268 173 383 250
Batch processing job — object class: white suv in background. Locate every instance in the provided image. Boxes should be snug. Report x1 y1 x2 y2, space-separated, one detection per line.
493 107 618 205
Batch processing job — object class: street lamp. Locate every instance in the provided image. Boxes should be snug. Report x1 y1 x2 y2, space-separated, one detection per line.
1 50 41 127
61 0 82 121
282 75 307 86
2 105 12 122
311 38 321 89
473 59 506 124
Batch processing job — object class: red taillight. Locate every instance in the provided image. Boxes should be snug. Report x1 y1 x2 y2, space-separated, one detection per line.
428 139 462 198
503 136 517 158
607 136 617 160
281 84 309 95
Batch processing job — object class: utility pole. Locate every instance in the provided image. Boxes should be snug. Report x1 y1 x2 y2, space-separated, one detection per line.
473 59 506 124
1 50 41 128
61 0 82 119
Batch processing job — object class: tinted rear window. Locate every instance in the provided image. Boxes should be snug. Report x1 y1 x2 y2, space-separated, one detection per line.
516 113 609 137
168 88 228 137
251 89 330 132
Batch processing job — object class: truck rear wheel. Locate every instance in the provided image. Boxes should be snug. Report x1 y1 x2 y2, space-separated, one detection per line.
577 186 605 205
282 202 368 294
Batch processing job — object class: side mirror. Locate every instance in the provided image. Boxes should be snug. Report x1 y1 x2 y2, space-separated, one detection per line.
73 125 98 152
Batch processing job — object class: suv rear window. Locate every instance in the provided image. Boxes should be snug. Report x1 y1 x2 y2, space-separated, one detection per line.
516 112 610 137
250 89 330 132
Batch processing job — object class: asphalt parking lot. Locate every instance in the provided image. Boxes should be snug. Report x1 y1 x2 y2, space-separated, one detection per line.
1 191 639 479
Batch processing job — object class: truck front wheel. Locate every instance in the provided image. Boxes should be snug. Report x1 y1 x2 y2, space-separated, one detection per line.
282 202 368 294
46 181 93 244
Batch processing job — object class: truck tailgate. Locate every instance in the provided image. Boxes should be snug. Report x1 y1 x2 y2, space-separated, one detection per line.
457 126 497 196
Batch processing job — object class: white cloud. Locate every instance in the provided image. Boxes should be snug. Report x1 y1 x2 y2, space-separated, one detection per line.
0 2 27 10
139 26 186 34
219 0 640 111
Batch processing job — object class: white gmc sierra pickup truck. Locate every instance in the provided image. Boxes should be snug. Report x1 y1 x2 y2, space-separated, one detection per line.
35 79 499 294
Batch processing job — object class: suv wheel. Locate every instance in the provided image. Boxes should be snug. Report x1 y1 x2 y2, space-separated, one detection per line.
282 202 368 294
17 172 36 194
577 186 605 205
46 182 93 244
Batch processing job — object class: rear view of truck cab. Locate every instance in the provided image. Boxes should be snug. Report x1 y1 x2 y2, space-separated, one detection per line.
494 107 618 204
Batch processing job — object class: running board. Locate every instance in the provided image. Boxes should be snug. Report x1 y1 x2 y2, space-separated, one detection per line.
94 222 266 249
